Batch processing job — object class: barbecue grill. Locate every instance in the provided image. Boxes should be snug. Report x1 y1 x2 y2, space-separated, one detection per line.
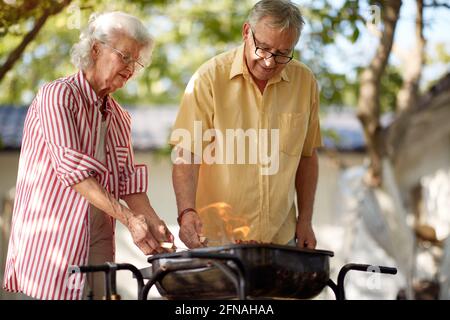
74 243 397 300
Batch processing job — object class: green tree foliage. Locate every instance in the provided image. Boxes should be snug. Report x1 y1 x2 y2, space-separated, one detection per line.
0 0 252 106
0 0 80 104
0 0 447 110
298 0 406 110
0 0 63 35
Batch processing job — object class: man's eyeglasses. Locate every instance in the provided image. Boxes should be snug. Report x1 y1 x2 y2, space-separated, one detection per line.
250 29 293 64
99 41 145 71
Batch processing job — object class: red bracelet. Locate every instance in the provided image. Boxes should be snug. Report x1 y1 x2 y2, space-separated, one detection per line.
177 208 198 226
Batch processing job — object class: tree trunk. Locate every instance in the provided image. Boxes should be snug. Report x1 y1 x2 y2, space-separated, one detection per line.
0 0 72 82
356 0 402 186
396 0 425 112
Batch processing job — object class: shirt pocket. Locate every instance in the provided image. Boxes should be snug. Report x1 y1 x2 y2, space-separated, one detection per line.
278 113 308 156
114 146 129 170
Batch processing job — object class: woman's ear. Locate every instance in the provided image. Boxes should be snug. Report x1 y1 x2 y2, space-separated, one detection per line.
91 42 100 60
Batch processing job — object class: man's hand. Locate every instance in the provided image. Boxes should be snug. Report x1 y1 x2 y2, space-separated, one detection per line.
295 150 319 250
296 221 317 249
179 211 205 248
172 149 202 248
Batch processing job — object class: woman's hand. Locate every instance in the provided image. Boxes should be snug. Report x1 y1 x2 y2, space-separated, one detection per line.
121 192 176 254
127 214 165 255
146 215 176 252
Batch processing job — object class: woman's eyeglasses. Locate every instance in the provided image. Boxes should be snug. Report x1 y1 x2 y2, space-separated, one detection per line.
99 41 145 70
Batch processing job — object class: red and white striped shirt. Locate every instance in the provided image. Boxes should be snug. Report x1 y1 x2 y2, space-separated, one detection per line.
3 71 148 300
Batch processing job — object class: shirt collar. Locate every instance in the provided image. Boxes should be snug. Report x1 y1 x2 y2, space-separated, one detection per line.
76 70 112 115
229 43 290 83
229 43 246 80
76 70 103 106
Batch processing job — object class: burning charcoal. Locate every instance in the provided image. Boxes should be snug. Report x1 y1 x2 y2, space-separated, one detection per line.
234 239 264 244
160 242 175 249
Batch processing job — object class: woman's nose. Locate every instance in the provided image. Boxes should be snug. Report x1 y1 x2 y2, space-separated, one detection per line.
125 63 135 74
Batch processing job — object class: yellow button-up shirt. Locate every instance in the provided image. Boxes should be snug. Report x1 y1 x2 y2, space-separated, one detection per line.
170 43 322 245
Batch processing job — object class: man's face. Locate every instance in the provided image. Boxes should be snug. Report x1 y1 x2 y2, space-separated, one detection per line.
242 17 297 82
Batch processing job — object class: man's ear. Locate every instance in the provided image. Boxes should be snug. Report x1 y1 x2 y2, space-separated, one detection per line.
242 22 251 41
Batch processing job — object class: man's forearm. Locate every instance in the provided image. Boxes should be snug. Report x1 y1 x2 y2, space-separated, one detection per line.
295 150 319 223
71 177 133 226
172 162 200 213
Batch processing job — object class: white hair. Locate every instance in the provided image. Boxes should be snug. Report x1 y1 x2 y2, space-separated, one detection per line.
248 0 305 42
70 11 154 71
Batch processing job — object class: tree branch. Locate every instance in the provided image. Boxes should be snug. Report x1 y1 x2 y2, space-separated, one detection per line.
0 0 72 82
424 1 450 9
356 0 402 186
396 0 425 113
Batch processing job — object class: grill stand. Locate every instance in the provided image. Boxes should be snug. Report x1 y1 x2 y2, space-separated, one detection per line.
73 255 397 300
71 263 144 300
139 251 398 300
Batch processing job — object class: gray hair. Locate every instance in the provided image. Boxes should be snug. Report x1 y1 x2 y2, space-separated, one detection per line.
248 0 305 42
70 11 154 71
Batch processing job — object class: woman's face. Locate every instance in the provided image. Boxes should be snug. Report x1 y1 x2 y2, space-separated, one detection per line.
91 34 143 94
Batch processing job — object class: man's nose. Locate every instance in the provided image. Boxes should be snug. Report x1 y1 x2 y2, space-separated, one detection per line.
264 56 276 67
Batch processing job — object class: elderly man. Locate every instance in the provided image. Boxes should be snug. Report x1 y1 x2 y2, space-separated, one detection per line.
170 0 321 249
3 11 173 300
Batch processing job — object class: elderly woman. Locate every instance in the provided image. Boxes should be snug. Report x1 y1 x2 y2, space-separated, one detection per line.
3 11 173 300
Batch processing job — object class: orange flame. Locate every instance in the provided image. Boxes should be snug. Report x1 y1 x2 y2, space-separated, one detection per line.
232 226 250 238
198 202 250 245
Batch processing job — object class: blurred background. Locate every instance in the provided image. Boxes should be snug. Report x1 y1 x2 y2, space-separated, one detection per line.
0 0 449 300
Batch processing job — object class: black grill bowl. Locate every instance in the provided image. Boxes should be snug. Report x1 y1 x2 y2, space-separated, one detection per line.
147 244 334 300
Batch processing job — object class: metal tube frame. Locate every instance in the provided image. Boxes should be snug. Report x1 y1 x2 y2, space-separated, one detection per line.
73 262 144 300
327 263 398 300
141 251 247 300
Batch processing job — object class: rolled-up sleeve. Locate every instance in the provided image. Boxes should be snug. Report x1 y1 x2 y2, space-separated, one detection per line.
168 70 214 157
302 77 323 157
118 121 149 197
39 81 108 187
119 163 148 197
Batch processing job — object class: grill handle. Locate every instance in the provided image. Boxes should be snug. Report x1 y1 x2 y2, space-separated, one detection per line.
73 262 144 300
328 263 398 300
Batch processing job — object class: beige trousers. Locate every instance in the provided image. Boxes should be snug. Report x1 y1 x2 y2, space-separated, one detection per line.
83 118 114 299
83 207 115 300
